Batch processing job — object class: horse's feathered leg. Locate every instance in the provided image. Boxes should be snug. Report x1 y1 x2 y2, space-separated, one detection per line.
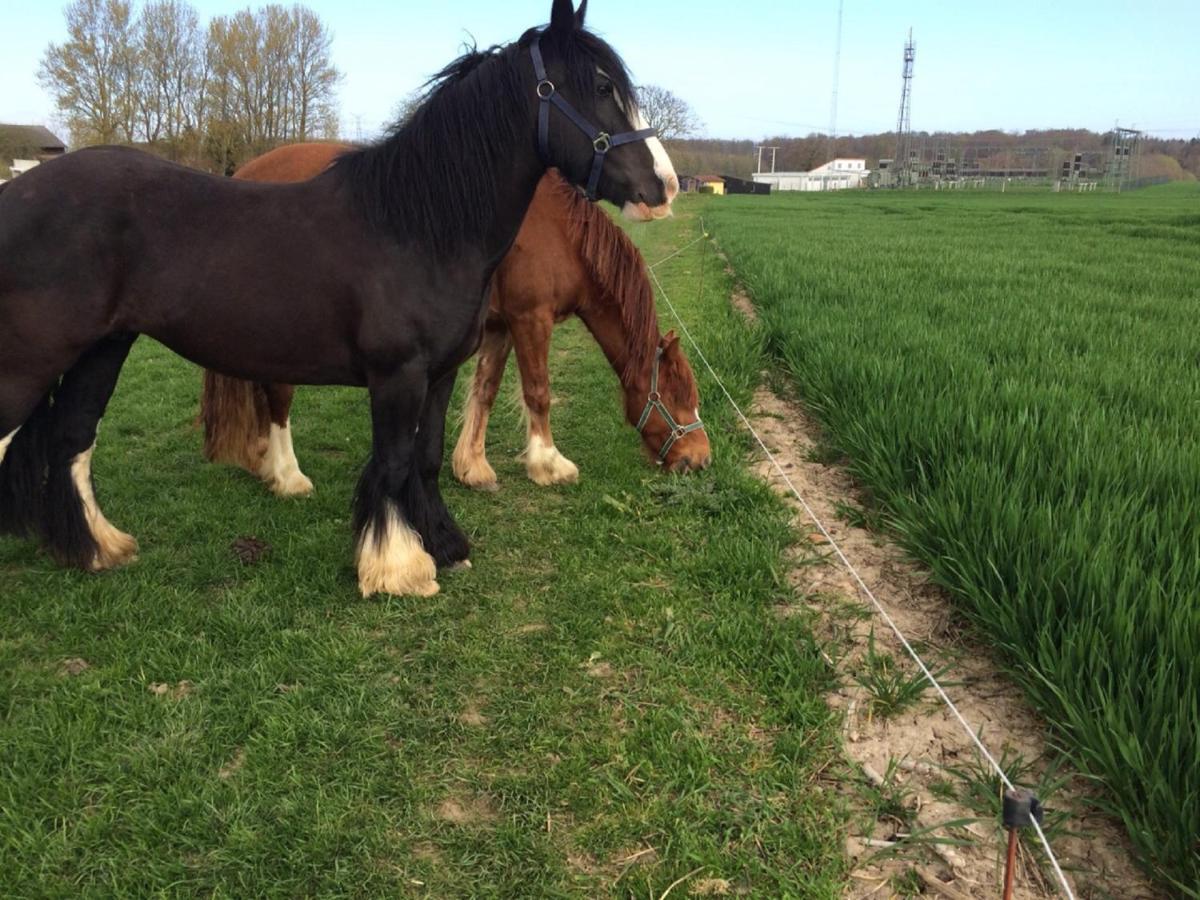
43 333 139 571
410 369 470 570
353 363 439 598
258 384 312 497
452 319 512 491
512 313 580 486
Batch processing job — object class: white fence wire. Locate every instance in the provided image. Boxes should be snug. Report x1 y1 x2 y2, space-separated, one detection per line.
646 229 1077 900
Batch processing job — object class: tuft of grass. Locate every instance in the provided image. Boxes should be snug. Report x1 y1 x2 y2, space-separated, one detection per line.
854 630 945 718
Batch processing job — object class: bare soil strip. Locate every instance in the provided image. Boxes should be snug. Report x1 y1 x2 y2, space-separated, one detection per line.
729 287 1155 899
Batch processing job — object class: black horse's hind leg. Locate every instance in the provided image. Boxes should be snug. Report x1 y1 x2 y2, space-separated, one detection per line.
43 333 139 571
0 395 53 538
353 364 440 597
406 368 471 570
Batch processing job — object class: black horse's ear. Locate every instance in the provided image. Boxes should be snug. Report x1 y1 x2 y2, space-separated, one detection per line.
550 0 578 35
575 0 588 28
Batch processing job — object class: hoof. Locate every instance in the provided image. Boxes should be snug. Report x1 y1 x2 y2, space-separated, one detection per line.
526 452 580 487
453 454 499 492
89 525 139 572
443 559 472 573
269 470 314 498
356 512 440 598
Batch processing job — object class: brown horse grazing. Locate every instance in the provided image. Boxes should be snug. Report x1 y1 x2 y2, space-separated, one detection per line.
201 144 709 497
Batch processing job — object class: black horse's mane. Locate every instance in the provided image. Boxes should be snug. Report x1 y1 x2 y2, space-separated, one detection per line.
330 26 639 259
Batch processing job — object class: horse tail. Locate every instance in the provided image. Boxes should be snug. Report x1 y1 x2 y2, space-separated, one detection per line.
0 390 53 538
199 370 272 474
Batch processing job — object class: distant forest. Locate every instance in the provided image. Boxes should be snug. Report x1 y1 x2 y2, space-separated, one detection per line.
665 130 1200 182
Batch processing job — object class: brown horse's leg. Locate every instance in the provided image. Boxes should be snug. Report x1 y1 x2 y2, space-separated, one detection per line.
256 383 313 497
510 313 579 487
452 319 512 491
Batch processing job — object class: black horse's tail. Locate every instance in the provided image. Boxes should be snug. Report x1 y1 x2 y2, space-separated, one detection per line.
0 391 53 537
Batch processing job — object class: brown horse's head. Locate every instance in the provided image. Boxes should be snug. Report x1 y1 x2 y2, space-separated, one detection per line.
635 331 711 474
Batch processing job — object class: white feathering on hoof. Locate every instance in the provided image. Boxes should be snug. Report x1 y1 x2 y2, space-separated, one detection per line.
259 420 314 497
523 433 579 486
356 504 439 598
0 429 16 467
70 443 138 571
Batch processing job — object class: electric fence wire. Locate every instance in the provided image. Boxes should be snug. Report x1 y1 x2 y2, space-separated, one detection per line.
646 226 1078 900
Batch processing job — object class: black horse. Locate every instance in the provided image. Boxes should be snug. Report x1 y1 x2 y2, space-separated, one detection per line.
0 0 678 597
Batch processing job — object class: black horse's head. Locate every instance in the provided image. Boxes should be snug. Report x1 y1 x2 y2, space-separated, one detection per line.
529 0 679 220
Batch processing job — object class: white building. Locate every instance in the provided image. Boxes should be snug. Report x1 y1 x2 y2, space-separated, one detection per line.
10 159 41 177
753 158 870 192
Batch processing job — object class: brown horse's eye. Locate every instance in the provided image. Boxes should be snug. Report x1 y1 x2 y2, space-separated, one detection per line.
596 81 614 98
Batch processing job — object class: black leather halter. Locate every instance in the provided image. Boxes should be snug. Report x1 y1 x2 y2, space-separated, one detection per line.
530 36 659 201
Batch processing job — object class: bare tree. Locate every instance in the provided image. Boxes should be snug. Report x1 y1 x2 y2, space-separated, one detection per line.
40 0 341 166
290 6 339 141
39 0 140 145
137 0 205 148
635 85 702 141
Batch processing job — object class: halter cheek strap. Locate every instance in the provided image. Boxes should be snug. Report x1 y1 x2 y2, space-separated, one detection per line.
531 36 658 201
636 347 706 462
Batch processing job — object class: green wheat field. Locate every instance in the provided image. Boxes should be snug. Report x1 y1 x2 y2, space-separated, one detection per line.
704 182 1200 895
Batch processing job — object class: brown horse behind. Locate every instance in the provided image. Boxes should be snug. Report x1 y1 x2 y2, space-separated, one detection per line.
201 143 709 496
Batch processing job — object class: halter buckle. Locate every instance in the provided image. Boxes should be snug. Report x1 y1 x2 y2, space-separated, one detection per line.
593 132 612 154
647 390 661 403
675 427 687 439
537 80 555 100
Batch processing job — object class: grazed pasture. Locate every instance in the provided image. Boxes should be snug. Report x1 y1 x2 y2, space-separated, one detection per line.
0 204 850 895
704 183 1200 895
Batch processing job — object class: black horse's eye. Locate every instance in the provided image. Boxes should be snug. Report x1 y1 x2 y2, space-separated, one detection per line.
596 80 614 98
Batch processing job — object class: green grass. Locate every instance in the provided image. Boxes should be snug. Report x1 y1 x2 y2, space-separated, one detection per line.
703 182 1200 895
0 200 849 896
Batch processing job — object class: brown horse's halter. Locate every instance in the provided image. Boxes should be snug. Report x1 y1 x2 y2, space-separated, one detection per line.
637 347 706 462
530 36 658 202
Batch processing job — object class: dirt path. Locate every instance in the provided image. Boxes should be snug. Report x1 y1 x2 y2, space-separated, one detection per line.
726 285 1156 899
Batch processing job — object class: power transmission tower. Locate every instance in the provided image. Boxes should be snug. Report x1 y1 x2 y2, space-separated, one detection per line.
893 29 915 187
827 0 845 163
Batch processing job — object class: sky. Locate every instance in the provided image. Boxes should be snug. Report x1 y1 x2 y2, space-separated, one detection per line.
3 0 1198 143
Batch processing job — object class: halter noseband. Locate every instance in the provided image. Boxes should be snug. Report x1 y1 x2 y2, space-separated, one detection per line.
636 347 706 463
531 36 658 201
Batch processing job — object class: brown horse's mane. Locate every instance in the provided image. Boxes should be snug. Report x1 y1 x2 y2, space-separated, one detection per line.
548 173 657 383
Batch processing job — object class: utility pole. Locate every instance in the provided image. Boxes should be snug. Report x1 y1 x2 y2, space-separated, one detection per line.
755 145 780 174
893 29 915 188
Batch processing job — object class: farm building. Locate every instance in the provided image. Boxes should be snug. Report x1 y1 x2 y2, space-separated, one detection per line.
694 174 726 195
0 124 66 181
753 158 869 192
721 174 771 195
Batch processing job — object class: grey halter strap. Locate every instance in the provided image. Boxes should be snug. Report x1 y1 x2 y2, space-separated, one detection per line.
636 347 705 462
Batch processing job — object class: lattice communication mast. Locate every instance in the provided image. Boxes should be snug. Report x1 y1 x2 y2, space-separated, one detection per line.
893 29 915 187
827 0 845 163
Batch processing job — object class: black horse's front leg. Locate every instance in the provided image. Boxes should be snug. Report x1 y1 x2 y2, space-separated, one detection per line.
353 363 439 598
409 368 471 570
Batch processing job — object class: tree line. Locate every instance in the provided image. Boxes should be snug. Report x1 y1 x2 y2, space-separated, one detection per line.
38 0 340 173
666 130 1200 182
